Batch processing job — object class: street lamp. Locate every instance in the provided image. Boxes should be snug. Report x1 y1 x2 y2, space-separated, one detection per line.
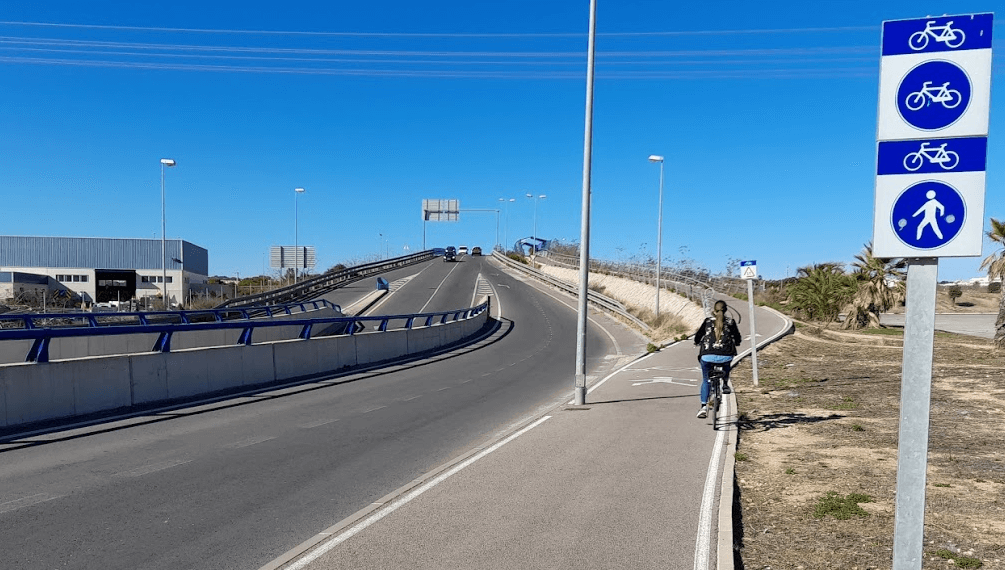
160 158 176 309
525 193 547 255
498 198 516 252
649 155 665 318
294 187 305 283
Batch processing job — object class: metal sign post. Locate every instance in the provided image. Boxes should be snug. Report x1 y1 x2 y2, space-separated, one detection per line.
421 199 460 251
871 13 993 569
740 260 759 387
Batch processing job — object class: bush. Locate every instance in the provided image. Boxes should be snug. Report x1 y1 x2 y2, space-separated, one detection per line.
990 281 1002 294
948 284 963 304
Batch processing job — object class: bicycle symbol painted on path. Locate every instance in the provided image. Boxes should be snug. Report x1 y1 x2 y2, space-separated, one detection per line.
903 142 960 171
908 20 966 51
905 81 962 111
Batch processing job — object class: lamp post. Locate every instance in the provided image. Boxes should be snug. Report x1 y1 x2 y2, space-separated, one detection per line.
294 187 305 283
498 198 515 252
525 193 547 255
649 155 665 318
160 158 176 309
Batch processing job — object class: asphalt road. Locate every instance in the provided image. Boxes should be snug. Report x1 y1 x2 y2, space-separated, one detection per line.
879 312 996 339
0 255 642 570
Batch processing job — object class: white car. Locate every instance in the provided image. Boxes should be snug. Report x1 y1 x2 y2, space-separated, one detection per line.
458 246 468 255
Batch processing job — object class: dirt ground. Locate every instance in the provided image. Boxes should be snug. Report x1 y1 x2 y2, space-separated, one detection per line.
729 324 1005 569
885 288 1001 314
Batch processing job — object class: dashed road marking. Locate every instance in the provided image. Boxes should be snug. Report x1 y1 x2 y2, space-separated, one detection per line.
0 493 60 514
115 459 192 478
300 419 338 429
226 436 276 449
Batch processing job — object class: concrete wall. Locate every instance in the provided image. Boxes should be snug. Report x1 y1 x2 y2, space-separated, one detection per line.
0 306 489 429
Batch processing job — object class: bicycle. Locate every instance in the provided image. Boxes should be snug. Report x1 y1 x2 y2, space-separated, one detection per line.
707 362 728 430
908 20 966 51
905 81 962 111
903 142 960 171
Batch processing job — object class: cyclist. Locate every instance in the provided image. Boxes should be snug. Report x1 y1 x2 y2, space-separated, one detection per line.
693 300 742 418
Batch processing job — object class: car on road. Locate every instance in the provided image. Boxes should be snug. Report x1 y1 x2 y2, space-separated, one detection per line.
444 246 457 262
431 247 445 256
471 246 482 256
458 246 468 255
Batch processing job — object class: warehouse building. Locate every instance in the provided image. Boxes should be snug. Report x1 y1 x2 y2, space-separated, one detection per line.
0 236 209 306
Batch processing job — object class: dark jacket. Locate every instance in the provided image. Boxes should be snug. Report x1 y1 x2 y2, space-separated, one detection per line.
693 316 742 357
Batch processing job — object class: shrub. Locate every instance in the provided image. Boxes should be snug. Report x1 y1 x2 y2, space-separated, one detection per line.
813 491 873 519
948 285 963 304
989 281 1002 294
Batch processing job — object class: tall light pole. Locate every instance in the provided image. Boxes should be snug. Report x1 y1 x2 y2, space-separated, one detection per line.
294 187 305 283
160 158 176 309
574 0 597 406
649 155 665 318
498 198 515 251
525 193 547 255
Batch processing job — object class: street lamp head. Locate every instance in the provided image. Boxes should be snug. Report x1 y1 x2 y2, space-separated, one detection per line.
648 155 664 163
160 159 176 167
295 187 306 193
508 198 515 202
539 194 547 199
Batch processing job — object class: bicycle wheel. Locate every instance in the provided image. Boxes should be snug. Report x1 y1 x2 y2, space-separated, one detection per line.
905 91 926 111
944 89 962 109
904 152 924 171
908 31 929 51
942 151 960 170
946 30 965 48
710 382 720 430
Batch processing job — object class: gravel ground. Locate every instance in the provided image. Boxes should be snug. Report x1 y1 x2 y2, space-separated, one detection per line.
729 325 1005 569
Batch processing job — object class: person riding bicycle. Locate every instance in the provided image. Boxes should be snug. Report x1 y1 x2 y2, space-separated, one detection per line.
693 300 742 419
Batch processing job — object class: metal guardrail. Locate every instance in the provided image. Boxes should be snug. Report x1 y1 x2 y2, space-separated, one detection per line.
218 250 437 308
0 300 490 364
538 251 718 315
491 251 651 331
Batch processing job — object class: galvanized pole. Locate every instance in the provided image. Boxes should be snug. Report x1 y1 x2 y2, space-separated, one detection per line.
655 159 664 318
161 163 166 308
574 0 597 406
746 277 759 387
892 258 938 570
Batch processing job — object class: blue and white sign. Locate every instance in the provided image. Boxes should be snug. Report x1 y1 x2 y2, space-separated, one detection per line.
740 260 757 280
877 137 987 175
877 14 992 141
873 13 993 258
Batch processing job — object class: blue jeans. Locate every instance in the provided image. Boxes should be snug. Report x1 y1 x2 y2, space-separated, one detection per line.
699 354 733 405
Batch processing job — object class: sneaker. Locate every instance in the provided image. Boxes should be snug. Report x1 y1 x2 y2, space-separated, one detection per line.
696 405 708 419
722 384 732 395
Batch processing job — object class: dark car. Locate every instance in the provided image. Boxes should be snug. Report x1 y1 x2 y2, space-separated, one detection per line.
471 246 482 256
431 247 446 256
444 246 457 262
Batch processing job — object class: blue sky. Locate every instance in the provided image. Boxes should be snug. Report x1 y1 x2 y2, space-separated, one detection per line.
0 1 1001 280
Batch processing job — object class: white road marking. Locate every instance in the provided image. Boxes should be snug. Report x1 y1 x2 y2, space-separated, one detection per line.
694 398 727 570
300 419 337 429
366 265 435 315
519 283 622 356
0 493 60 514
282 416 552 570
401 395 422 402
631 377 698 387
436 387 450 392
226 436 275 449
419 262 461 313
359 405 387 414
115 459 192 478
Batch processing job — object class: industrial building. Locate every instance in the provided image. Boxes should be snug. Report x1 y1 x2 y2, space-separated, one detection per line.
0 236 209 306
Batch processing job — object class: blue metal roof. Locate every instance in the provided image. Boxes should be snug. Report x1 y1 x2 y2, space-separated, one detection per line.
0 237 208 275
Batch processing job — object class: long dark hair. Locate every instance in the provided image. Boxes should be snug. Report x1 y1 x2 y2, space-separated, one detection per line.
713 300 727 342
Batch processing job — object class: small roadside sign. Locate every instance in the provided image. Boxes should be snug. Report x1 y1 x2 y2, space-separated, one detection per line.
740 260 757 280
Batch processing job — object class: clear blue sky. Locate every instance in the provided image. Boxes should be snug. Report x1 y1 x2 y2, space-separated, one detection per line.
0 1 1001 280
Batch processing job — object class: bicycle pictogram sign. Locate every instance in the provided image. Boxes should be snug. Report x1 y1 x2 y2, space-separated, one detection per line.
903 142 959 171
909 20 966 51
897 60 971 131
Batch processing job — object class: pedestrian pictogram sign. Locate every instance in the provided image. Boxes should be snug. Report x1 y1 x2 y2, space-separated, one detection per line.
873 12 992 258
740 260 756 280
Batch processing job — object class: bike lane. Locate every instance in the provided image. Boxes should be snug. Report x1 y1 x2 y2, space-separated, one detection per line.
267 298 792 570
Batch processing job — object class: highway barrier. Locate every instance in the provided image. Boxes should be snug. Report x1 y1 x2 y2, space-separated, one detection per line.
0 299 491 430
219 250 437 308
491 251 652 331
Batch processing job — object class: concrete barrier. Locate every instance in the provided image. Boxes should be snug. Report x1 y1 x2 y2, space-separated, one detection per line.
0 304 490 431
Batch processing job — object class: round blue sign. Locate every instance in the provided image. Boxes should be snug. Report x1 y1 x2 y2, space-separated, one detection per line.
896 60 971 131
890 181 966 250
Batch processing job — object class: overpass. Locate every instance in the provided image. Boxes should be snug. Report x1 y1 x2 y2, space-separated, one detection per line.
0 249 790 569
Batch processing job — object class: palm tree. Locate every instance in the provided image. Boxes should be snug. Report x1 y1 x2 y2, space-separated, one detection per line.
979 218 1005 349
844 242 906 329
788 262 856 324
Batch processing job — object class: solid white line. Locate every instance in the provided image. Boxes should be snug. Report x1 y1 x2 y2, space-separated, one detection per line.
519 281 623 356
419 262 461 313
0 493 60 514
567 345 661 405
694 398 727 570
284 416 552 570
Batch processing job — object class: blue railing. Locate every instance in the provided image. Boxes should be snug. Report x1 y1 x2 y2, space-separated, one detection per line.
0 300 490 364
